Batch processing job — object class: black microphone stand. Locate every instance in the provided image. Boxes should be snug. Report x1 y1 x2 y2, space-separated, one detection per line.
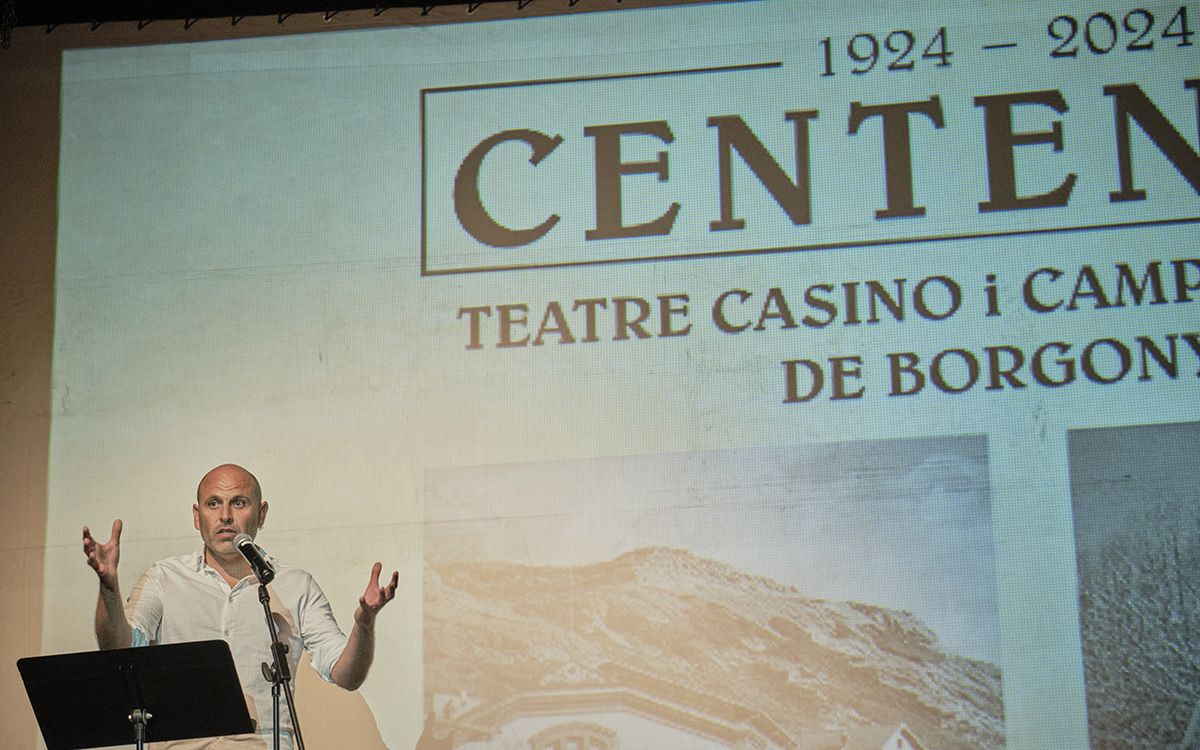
256 577 307 750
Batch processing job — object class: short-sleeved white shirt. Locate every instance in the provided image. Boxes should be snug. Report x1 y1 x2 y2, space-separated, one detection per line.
125 549 349 746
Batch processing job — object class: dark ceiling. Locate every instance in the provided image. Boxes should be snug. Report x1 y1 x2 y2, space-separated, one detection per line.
8 1 510 28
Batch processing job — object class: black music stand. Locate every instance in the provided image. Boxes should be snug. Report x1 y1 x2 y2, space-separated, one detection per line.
18 639 254 750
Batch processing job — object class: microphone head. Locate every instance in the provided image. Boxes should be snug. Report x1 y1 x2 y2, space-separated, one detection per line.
233 532 275 583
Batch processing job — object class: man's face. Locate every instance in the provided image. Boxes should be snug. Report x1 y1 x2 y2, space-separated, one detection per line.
193 465 268 559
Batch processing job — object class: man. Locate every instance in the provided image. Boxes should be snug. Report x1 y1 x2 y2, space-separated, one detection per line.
82 463 398 749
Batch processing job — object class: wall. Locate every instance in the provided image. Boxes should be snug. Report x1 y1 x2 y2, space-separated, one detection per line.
0 3 695 746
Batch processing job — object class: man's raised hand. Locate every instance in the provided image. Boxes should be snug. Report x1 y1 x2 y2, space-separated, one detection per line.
355 562 399 627
82 519 122 591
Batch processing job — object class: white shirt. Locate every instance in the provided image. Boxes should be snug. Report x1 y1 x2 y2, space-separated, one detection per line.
125 549 349 747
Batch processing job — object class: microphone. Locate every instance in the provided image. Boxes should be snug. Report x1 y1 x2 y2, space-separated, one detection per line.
234 533 276 584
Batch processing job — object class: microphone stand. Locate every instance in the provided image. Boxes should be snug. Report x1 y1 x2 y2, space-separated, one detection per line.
256 580 307 750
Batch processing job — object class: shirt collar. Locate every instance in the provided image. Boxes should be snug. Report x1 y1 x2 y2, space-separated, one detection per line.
192 543 277 574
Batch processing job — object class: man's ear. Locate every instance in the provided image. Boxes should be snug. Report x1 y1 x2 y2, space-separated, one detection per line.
257 500 269 530
193 504 200 531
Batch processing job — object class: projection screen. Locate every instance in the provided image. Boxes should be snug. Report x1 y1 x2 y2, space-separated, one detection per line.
44 1 1200 748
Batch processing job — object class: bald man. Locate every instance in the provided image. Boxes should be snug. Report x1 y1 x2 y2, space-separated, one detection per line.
82 464 398 749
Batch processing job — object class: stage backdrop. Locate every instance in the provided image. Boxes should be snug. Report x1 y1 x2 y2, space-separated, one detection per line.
42 1 1200 748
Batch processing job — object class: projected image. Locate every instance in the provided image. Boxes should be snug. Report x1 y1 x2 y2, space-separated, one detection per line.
423 437 1003 750
1070 422 1200 750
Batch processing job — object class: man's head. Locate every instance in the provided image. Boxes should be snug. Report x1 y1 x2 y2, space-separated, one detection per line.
194 463 268 560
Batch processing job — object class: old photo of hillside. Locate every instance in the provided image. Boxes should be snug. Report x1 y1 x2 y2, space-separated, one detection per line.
423 437 1004 750
1070 421 1200 750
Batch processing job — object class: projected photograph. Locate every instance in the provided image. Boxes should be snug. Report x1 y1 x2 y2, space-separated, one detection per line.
1070 421 1200 750
423 436 1004 750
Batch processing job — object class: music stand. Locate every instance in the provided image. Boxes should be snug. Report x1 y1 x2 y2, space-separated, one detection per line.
18 639 254 750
